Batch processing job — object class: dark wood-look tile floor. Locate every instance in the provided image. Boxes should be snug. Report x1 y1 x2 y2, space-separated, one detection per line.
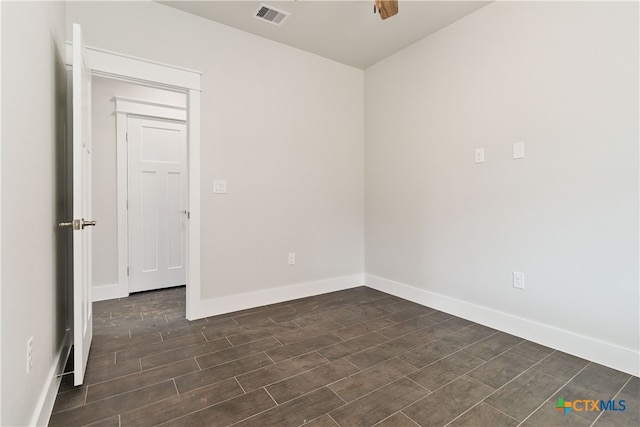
50 286 639 427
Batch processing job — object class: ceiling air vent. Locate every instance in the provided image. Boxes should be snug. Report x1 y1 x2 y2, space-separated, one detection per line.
253 3 290 26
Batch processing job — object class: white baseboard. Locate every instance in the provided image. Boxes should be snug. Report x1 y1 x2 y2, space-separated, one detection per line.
32 341 70 426
365 274 639 377
92 282 129 302
188 274 365 319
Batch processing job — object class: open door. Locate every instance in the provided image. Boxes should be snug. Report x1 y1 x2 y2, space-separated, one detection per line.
59 23 95 386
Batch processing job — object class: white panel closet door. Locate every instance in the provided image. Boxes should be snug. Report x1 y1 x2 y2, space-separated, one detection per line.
128 117 187 292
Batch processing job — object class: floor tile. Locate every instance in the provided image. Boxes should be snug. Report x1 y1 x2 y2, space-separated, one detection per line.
403 375 494 426
87 358 198 403
275 322 343 346
511 340 554 361
447 324 497 345
85 415 121 427
484 368 565 421
408 350 485 391
174 352 273 394
116 332 205 362
330 358 417 402
161 388 276 427
233 387 344 427
200 318 272 341
196 336 281 369
227 321 300 346
332 318 396 340
593 376 640 426
520 398 591 426
267 333 342 362
448 402 519 427
53 286 639 427
403 321 461 345
266 358 359 404
232 304 296 325
347 336 418 370
330 377 429 427
385 306 435 323
52 386 87 414
533 351 589 381
83 357 141 385
119 378 243 426
374 412 420 426
85 353 116 372
302 414 340 427
317 332 388 361
140 337 231 370
553 363 631 422
237 351 329 392
463 332 524 361
399 335 467 369
50 380 177 427
377 314 444 339
467 347 540 389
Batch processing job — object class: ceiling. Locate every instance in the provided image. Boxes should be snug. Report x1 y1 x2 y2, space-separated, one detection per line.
157 0 492 69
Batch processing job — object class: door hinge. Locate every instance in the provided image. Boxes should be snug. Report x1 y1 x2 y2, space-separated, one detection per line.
126 132 128 142
127 267 129 276
126 200 128 209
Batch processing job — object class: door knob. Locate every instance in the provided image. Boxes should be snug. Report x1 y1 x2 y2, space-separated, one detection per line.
81 220 97 229
58 219 96 230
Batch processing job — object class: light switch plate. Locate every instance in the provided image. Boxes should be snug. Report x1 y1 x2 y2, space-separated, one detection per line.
475 148 485 163
513 142 525 159
213 179 227 194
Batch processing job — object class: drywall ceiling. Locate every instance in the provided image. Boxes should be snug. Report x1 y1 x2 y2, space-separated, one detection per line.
157 0 492 69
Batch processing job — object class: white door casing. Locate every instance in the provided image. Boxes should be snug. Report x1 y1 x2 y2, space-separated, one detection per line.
71 23 93 386
65 40 202 319
127 116 187 292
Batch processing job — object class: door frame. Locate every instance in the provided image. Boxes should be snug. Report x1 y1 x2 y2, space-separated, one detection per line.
115 98 187 294
66 44 202 319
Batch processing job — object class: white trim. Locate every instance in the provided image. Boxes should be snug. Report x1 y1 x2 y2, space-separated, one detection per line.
188 274 365 320
0 2 3 420
66 43 201 91
32 344 68 427
114 111 129 301
114 97 187 300
92 283 129 302
64 41 201 316
114 96 186 121
185 89 201 320
365 274 640 377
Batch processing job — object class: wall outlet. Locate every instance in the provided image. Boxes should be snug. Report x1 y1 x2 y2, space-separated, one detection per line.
26 337 34 374
288 253 295 265
475 148 485 163
513 271 525 289
513 142 525 159
213 179 227 194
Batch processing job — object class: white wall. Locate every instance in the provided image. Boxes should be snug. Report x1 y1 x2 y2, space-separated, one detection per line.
91 76 186 290
67 1 365 305
365 1 639 374
1 1 68 425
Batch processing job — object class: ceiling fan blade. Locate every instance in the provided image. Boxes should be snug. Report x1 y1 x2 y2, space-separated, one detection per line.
375 0 399 20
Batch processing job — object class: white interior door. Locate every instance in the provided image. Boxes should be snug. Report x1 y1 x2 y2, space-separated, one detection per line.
128 117 187 292
71 23 94 386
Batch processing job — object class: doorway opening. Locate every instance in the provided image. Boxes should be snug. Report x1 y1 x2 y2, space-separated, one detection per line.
92 77 189 295
67 42 202 320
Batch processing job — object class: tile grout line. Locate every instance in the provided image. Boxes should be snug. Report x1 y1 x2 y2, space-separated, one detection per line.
263 386 280 406
440 350 564 425
589 374 633 427
516 361 594 426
